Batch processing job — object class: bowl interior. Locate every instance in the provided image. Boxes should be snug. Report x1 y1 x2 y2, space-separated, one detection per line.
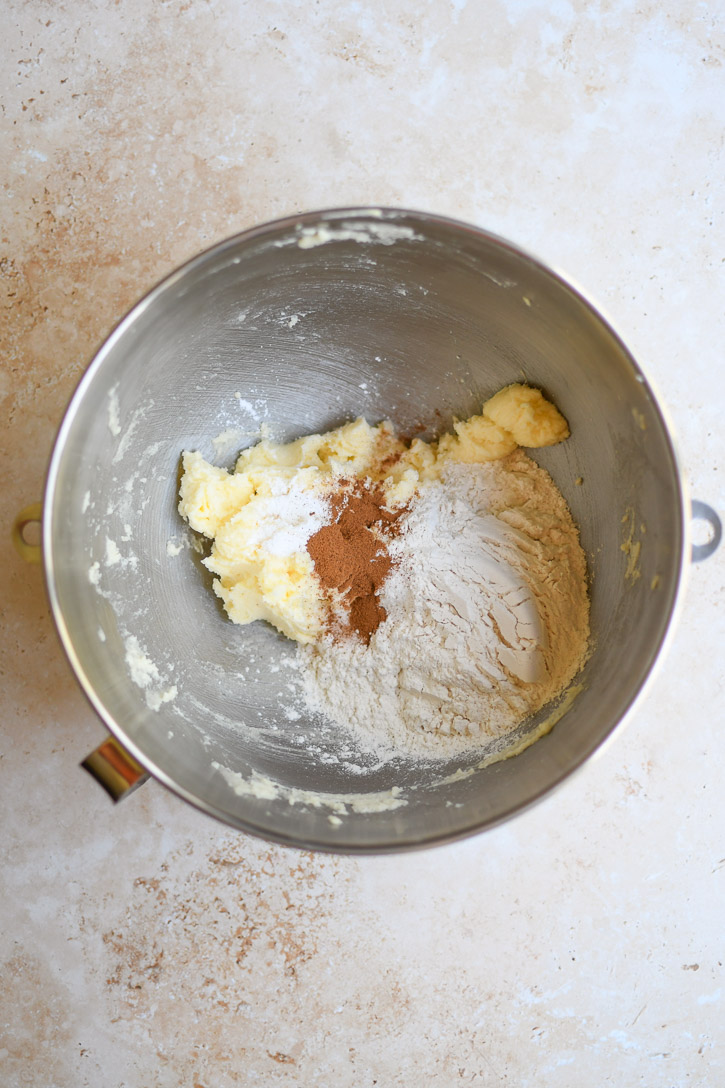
46 210 685 850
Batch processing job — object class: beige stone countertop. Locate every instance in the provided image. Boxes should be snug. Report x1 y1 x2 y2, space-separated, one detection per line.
3 2 725 1085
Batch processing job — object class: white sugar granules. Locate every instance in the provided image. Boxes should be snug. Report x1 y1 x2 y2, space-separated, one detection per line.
300 449 590 761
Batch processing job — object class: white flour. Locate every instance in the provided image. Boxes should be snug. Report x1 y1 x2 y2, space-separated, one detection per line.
242 477 330 557
301 450 589 760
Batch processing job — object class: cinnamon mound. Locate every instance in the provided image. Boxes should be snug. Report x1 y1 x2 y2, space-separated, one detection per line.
307 481 407 644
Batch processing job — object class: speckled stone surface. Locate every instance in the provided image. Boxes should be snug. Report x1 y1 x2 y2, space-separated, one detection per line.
3 2 725 1085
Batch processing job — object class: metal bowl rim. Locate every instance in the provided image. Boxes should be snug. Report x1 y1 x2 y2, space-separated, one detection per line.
42 206 691 852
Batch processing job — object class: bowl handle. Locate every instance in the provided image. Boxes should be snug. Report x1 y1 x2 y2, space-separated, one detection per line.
691 501 722 563
81 736 149 801
12 503 43 563
15 504 149 802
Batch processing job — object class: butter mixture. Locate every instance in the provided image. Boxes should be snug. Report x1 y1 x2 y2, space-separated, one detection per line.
178 384 589 756
179 385 568 641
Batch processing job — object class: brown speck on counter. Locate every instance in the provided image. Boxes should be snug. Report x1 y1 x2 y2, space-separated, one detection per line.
97 834 358 1052
268 1050 297 1064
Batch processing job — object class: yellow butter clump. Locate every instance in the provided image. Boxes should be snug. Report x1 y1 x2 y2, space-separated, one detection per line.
482 383 570 447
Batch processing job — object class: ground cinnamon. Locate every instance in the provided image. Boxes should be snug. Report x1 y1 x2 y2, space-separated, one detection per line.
307 480 406 644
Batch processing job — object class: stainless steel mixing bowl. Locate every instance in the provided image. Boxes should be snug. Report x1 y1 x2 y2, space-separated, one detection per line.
43 207 695 851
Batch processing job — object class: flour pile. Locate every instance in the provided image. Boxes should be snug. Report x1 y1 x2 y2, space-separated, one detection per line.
301 450 589 759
